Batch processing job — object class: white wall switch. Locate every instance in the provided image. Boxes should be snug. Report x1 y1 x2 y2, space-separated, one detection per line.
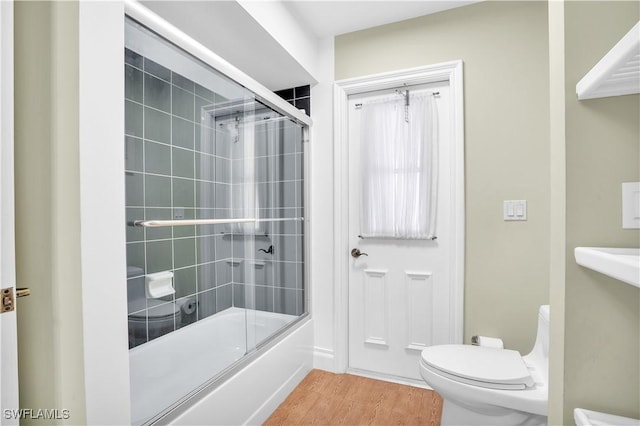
622 182 640 229
504 200 527 221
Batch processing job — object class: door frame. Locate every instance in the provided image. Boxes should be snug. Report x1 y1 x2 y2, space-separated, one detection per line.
333 61 465 373
1 0 20 421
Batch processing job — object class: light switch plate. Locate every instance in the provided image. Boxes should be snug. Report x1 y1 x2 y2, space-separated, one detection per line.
504 200 527 221
622 182 640 229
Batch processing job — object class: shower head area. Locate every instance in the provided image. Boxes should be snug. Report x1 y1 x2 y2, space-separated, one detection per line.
124 10 309 424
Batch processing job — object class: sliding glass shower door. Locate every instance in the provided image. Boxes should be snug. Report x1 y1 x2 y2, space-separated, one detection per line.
124 16 307 425
220 102 306 352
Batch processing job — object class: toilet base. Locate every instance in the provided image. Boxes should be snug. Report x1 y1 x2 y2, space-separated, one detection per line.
441 398 547 426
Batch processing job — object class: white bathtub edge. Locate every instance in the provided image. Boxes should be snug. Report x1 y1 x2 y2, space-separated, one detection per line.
245 363 310 425
168 318 313 425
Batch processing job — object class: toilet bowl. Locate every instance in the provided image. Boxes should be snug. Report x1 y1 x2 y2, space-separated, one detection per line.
129 300 181 342
420 305 549 426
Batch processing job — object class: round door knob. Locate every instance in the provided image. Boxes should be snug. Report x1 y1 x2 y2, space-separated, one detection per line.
351 248 368 258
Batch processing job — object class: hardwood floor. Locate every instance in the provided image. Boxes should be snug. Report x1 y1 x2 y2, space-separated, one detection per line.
264 369 443 426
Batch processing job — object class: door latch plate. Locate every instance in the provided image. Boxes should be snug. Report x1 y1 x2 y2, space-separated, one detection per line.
2 287 15 313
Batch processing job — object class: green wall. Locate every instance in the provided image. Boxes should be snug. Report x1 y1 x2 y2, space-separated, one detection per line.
14 2 86 424
563 1 639 423
337 1 640 422
336 1 551 353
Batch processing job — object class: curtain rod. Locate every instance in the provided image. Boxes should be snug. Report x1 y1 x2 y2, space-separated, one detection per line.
354 91 440 109
357 234 438 241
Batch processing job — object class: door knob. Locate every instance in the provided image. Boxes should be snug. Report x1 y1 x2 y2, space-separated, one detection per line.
351 248 368 258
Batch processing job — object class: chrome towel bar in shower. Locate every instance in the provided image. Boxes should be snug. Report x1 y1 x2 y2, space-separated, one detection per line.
134 218 255 228
133 217 304 228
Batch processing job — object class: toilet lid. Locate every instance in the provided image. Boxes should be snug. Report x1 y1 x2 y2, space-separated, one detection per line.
421 345 534 390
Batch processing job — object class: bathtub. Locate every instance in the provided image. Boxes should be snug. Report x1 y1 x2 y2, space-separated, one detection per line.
129 307 300 425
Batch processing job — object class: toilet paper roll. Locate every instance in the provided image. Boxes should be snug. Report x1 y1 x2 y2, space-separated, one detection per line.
471 336 504 349
181 298 197 315
473 335 504 349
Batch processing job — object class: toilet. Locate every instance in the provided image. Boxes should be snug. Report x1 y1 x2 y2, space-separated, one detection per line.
420 305 549 426
127 266 183 346
129 300 181 343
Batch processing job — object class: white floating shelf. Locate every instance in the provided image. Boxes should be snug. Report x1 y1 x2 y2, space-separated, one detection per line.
576 21 640 100
574 408 640 426
575 247 640 288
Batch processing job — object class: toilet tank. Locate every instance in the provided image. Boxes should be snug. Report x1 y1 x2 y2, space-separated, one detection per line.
534 305 550 358
525 305 550 381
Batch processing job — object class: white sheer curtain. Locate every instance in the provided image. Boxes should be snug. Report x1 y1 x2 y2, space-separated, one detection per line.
228 113 272 234
360 92 438 239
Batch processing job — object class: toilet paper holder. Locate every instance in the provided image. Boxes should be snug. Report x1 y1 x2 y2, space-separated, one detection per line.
145 271 175 299
471 335 504 349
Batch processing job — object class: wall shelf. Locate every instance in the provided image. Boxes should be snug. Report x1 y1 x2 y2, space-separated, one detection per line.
576 21 640 100
574 408 639 426
574 247 640 288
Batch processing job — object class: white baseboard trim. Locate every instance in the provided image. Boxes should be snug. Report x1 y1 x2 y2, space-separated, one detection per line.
312 346 336 372
346 368 433 390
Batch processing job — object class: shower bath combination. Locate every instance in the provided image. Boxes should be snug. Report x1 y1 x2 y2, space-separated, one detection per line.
124 8 310 425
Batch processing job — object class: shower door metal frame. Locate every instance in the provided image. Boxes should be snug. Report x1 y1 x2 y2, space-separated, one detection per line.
124 0 311 130
124 1 312 424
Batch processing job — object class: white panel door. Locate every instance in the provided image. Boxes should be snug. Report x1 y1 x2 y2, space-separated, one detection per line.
348 83 454 382
0 1 20 423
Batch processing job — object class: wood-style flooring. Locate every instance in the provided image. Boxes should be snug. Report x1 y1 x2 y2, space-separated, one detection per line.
264 369 443 426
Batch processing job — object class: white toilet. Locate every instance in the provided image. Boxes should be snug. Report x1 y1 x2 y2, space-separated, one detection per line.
127 266 184 346
420 305 549 426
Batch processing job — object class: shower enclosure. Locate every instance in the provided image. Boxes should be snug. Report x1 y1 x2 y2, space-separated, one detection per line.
124 13 309 425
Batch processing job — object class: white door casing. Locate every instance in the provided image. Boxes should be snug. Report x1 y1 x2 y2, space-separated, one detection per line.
0 0 20 423
333 62 465 378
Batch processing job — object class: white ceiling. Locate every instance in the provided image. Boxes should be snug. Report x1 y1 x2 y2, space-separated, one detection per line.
283 1 481 39
140 1 479 91
142 1 320 90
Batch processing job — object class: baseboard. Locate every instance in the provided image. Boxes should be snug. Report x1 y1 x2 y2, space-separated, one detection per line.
347 368 433 390
312 346 336 372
